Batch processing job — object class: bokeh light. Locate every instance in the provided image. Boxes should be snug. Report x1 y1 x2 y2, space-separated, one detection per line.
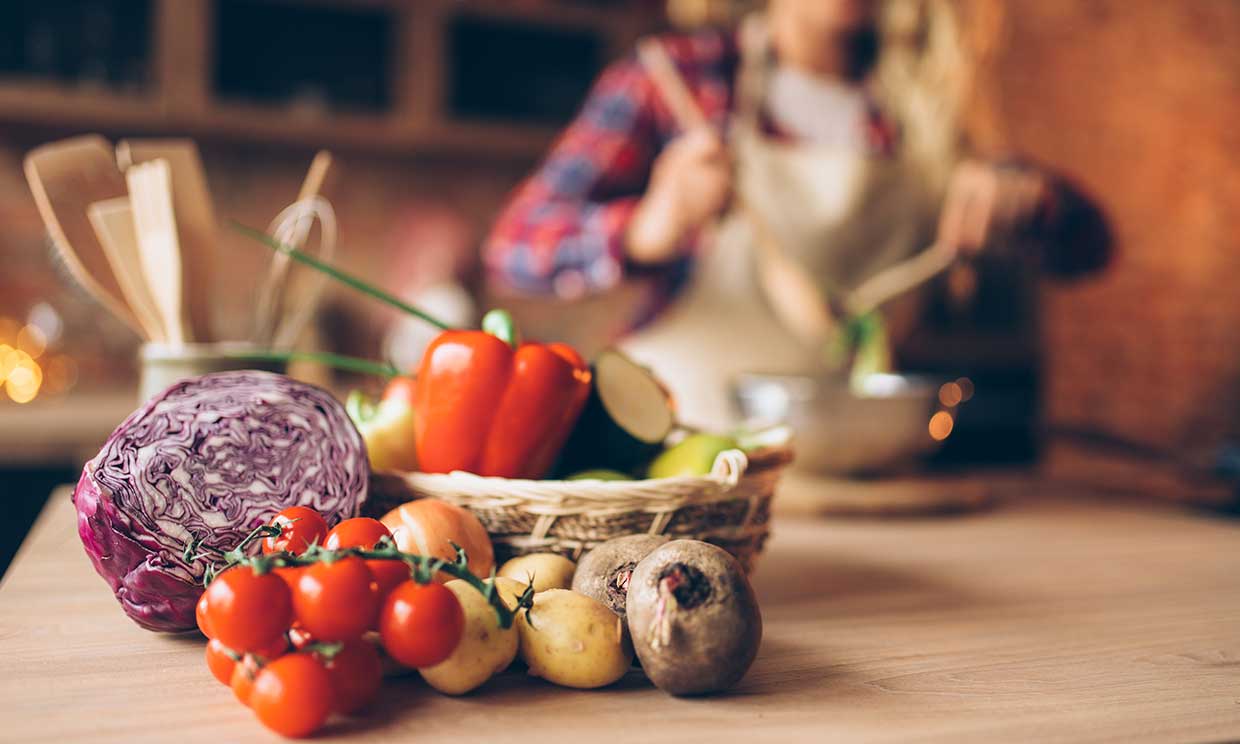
17 324 48 359
956 377 975 402
0 345 21 381
42 354 78 396
938 382 963 407
0 316 19 346
929 410 954 441
26 302 64 347
6 356 43 403
0 309 74 402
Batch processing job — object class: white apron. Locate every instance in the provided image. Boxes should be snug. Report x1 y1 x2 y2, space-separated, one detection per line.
621 17 939 430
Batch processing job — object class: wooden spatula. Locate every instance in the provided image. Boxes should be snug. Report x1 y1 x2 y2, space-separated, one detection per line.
117 139 215 342
127 159 190 347
23 135 143 335
87 198 166 343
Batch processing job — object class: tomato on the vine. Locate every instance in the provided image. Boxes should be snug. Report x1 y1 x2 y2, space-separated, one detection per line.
205 639 237 686
206 637 286 687
195 593 213 638
324 517 409 603
230 656 260 707
262 506 329 555
320 638 383 714
204 565 292 653
275 566 305 596
379 580 464 668
323 517 390 551
293 556 379 641
250 653 335 738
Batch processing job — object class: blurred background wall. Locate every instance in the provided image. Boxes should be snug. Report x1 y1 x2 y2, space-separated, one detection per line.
963 0 1240 453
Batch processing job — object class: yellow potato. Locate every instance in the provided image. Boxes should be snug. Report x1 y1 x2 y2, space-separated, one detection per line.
418 579 519 695
498 553 577 593
518 589 633 689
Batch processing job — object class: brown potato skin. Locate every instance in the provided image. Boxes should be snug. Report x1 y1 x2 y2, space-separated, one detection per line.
626 540 762 696
572 534 671 617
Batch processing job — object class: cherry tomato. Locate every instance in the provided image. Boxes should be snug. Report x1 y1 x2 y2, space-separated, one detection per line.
207 637 286 687
250 654 334 738
230 656 260 707
195 593 213 638
204 565 292 653
262 506 329 555
205 639 237 686
275 566 305 595
320 638 383 714
367 560 410 602
379 580 464 668
324 517 390 551
293 556 379 641
324 517 408 607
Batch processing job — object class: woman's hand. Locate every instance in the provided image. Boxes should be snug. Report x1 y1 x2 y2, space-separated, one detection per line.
936 159 1048 257
626 129 733 264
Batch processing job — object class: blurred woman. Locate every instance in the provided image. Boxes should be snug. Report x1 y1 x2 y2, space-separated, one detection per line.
486 0 1105 429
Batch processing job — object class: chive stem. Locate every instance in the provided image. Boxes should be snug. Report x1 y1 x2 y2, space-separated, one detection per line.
217 349 400 378
231 221 454 331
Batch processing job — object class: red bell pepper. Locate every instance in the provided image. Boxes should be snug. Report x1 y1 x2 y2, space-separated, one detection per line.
414 310 592 479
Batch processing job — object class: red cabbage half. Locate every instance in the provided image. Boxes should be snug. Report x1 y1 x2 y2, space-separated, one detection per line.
73 370 369 632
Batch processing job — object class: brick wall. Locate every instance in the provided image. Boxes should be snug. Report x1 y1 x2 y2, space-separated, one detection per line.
967 0 1240 450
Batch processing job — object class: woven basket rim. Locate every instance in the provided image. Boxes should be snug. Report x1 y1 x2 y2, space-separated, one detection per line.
375 443 793 484
372 444 794 512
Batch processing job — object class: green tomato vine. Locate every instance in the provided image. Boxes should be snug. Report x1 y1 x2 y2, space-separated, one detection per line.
185 523 534 630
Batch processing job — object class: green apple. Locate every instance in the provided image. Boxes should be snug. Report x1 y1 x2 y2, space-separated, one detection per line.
646 434 739 479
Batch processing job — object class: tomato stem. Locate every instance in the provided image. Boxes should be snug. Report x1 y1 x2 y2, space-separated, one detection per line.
199 536 533 629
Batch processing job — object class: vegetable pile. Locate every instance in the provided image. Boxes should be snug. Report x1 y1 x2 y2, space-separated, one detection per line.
74 370 368 631
196 504 764 737
71 230 774 739
196 504 525 738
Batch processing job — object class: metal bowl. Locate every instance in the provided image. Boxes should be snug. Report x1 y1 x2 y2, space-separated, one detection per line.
732 372 945 476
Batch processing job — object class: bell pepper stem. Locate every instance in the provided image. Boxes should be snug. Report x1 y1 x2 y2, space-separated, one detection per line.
231 221 454 331
482 309 521 348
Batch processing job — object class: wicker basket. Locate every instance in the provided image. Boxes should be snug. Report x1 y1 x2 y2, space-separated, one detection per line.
366 444 794 574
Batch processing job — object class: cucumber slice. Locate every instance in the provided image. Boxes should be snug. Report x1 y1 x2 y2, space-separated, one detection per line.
553 348 675 477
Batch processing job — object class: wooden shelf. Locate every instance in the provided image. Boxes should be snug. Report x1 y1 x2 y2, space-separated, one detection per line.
0 83 161 131
0 0 654 158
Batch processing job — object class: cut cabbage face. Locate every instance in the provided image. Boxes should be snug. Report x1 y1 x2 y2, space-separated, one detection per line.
74 370 369 632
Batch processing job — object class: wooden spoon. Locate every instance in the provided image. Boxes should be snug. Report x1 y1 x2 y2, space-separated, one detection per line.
117 139 215 342
23 135 142 335
636 39 836 343
638 37 958 326
87 198 166 343
127 159 190 347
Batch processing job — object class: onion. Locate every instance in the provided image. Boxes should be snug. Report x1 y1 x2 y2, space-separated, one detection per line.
380 499 494 581
73 370 369 632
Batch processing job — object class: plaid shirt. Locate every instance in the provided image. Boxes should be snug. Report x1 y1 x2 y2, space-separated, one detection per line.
483 28 893 323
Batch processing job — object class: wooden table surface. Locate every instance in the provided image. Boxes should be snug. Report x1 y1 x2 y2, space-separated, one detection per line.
2 484 1238 743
